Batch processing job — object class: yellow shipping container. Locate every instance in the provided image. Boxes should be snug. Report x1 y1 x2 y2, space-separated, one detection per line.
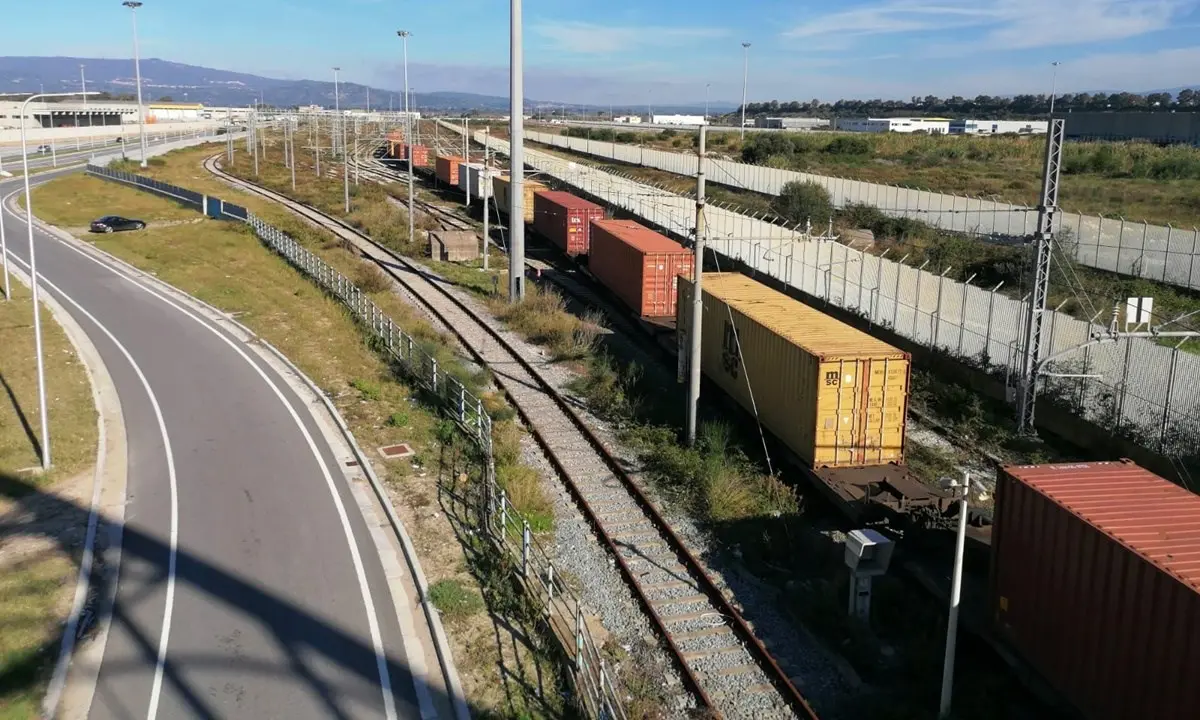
678 273 909 468
492 174 546 225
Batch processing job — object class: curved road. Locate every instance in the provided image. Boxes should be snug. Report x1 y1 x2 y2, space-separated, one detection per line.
2 169 424 719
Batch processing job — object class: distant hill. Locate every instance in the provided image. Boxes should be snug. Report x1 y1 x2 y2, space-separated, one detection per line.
0 56 521 111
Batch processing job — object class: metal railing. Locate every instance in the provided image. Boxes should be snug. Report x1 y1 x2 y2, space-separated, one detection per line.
446 122 1200 461
524 129 1200 293
87 163 626 718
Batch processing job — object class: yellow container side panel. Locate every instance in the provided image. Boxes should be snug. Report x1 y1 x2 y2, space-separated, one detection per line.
493 175 545 225
680 274 909 469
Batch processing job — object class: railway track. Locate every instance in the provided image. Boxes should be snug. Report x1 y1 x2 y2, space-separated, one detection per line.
204 153 822 720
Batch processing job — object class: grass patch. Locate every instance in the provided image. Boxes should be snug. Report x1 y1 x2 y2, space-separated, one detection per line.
0 281 98 483
488 285 602 361
24 172 196 227
0 552 74 719
428 578 485 621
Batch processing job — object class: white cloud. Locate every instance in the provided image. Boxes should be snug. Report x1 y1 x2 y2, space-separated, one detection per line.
785 0 1190 51
531 20 727 55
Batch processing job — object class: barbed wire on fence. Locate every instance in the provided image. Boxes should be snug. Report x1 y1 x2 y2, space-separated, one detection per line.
85 162 627 719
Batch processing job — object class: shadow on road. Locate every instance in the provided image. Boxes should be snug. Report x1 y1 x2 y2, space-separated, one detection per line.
0 469 468 719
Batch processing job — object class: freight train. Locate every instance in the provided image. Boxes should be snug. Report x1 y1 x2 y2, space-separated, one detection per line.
390 141 1200 720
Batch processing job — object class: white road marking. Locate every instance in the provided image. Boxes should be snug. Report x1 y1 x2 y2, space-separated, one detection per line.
39 214 399 719
0 201 179 720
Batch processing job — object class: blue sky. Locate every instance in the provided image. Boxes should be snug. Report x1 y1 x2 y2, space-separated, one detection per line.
4 0 1200 104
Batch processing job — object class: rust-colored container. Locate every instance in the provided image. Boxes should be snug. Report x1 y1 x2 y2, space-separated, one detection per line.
493 175 546 224
589 219 693 318
532 190 605 256
991 460 1200 720
435 155 462 186
403 144 430 167
677 273 909 468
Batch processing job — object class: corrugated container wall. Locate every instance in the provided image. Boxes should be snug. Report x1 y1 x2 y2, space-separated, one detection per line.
532 191 606 256
677 273 909 468
435 155 462 186
493 175 546 225
403 144 430 167
457 163 496 202
991 460 1200 720
588 219 693 318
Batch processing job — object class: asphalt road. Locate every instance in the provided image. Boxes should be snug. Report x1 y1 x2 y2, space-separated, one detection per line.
1 133 219 173
2 170 423 719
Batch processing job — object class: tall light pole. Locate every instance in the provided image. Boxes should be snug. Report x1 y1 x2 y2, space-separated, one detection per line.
705 83 711 122
509 0 526 301
938 473 987 719
1048 61 1061 117
123 1 149 168
334 67 349 212
398 31 414 247
16 91 97 468
80 65 88 126
333 66 341 156
740 42 751 139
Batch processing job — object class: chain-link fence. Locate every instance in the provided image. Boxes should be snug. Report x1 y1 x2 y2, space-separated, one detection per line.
87 163 626 718
452 123 1200 460
523 129 1200 292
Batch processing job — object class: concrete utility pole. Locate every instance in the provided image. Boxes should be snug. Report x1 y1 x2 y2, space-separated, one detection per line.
740 42 751 139
705 83 710 122
80 65 88 126
289 121 296 190
938 473 976 720
1017 118 1065 434
463 117 471 206
686 125 707 446
123 1 149 168
333 67 341 156
509 0 526 301
398 30 415 246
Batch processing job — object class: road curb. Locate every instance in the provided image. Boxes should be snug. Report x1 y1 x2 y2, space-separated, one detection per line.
0 225 129 720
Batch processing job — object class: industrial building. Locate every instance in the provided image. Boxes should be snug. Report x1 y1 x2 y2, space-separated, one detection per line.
613 115 643 124
0 100 137 129
1062 112 1200 145
949 119 1048 135
834 117 951 134
755 117 831 130
147 102 204 122
648 114 707 126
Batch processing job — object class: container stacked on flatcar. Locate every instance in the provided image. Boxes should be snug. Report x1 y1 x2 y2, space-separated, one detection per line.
991 459 1200 720
401 144 430 167
435 155 463 186
493 175 546 224
589 219 693 319
678 273 910 469
458 163 497 202
533 191 606 256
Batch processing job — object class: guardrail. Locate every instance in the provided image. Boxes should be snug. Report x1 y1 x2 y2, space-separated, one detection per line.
87 162 625 719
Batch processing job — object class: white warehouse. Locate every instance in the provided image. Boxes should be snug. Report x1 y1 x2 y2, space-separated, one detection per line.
649 114 707 126
949 119 1048 135
835 117 951 134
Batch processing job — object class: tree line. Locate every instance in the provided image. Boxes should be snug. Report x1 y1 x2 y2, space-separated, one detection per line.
735 90 1200 118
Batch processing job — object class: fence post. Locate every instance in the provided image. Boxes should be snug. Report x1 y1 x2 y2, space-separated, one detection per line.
932 270 948 349
892 264 903 329
545 563 555 619
913 267 924 337
575 606 585 672
430 357 439 394
522 521 531 579
957 279 970 357
499 490 509 543
458 384 467 423
1114 340 1134 433
985 285 998 366
1077 343 1091 413
1164 225 1174 283
1191 228 1199 291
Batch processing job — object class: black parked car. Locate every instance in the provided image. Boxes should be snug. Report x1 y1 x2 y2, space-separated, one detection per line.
90 216 146 233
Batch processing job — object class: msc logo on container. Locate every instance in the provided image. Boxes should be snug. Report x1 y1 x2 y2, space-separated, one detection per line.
825 371 840 386
721 321 740 379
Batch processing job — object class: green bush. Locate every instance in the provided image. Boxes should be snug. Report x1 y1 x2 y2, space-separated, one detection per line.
824 136 871 156
350 378 382 401
741 133 795 164
615 131 638 143
658 129 677 139
428 579 484 620
771 180 834 225
387 411 409 427
354 262 391 294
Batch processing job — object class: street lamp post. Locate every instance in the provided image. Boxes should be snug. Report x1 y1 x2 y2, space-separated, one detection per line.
705 83 711 122
80 65 88 127
509 0 525 301
938 472 987 719
123 1 149 168
334 67 350 213
740 42 751 139
1049 61 1061 117
398 31 414 248
333 67 341 156
15 91 98 468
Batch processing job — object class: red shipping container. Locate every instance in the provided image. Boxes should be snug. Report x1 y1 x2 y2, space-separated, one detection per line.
403 144 430 167
991 460 1200 720
588 219 694 318
532 191 605 256
435 155 462 186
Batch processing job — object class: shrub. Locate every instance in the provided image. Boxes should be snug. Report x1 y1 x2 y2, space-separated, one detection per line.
658 129 678 138
428 579 484 620
741 133 794 164
387 411 409 427
351 378 382 401
824 136 871 156
772 180 834 226
354 262 391 293
615 131 637 143
671 138 684 147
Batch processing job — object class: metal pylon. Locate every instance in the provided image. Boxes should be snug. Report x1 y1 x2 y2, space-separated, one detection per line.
1017 118 1065 434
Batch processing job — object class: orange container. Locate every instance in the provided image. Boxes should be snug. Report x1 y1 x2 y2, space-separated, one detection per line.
435 155 462 186
588 219 693 318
